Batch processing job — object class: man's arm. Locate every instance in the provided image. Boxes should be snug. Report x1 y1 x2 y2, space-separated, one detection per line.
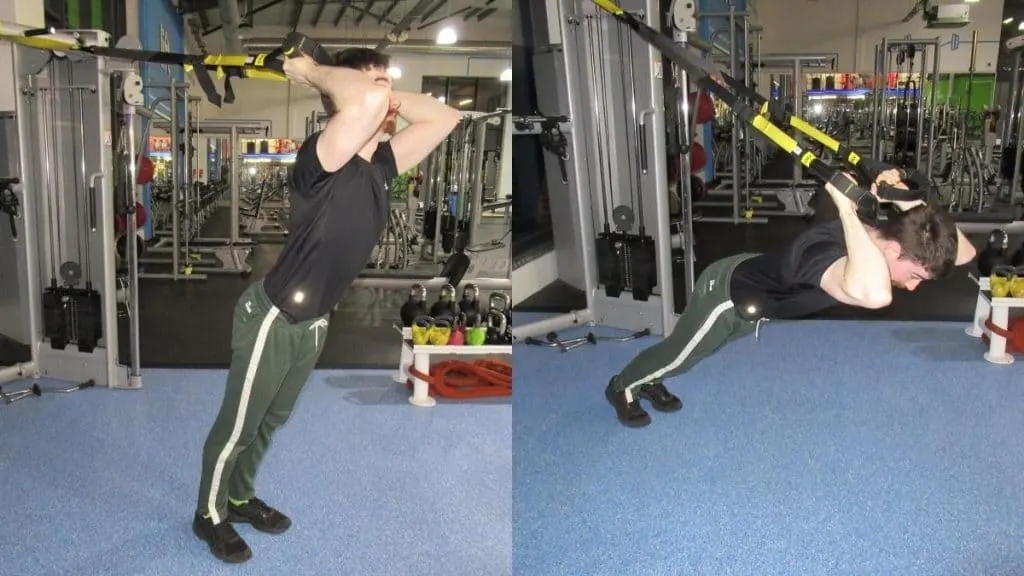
309 65 391 173
955 227 977 266
818 179 894 309
388 91 462 173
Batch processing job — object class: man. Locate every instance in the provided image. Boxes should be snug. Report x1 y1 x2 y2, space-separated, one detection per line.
192 48 461 562
606 171 979 428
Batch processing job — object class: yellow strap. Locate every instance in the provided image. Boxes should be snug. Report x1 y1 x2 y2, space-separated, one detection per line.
790 117 841 152
799 151 815 168
0 33 78 51
592 0 625 15
750 115 800 155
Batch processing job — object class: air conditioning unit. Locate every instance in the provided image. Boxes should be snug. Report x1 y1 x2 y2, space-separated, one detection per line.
924 4 970 29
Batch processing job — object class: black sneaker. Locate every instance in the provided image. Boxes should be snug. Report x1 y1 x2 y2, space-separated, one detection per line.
228 497 292 534
639 380 682 412
605 378 651 428
192 512 252 564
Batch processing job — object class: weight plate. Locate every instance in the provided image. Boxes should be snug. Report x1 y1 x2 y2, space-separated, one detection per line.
59 261 82 287
612 205 635 232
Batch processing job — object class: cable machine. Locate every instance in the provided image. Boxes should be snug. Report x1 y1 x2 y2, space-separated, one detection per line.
513 0 679 340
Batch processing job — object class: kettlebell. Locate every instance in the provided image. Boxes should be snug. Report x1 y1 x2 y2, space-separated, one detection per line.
466 321 488 346
990 266 1014 298
1011 271 1024 298
449 313 466 346
427 317 452 346
1012 241 1024 268
978 228 1009 277
488 292 513 330
411 316 433 345
400 284 427 327
430 283 457 318
485 309 508 345
459 284 481 326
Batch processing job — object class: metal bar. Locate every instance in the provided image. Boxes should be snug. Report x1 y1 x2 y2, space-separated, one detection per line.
125 98 142 384
418 7 471 30
1006 52 1022 145
926 42 940 179
332 0 352 26
510 309 595 342
351 276 511 290
230 126 240 244
311 0 329 26
204 0 286 36
170 83 180 280
420 0 448 23
793 58 803 183
286 0 303 30
729 7 740 224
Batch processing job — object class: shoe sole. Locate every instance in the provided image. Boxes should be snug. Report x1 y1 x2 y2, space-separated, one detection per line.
227 513 292 535
605 384 651 428
193 521 253 564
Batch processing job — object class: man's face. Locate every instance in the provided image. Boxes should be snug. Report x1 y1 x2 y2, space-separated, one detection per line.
882 245 931 291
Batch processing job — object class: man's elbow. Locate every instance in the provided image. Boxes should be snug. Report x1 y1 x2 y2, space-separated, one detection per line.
859 293 893 309
844 282 892 309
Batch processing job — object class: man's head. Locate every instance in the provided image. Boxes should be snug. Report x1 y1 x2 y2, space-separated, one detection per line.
872 204 958 291
320 47 397 133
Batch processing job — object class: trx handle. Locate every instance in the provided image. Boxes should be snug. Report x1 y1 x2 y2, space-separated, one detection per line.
260 32 333 73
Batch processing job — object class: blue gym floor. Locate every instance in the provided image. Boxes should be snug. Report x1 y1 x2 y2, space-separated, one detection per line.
0 369 511 576
513 316 1024 576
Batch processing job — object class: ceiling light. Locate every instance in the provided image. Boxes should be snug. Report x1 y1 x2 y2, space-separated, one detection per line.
436 26 457 45
500 68 512 82
437 96 446 103
1019 21 1024 30
387 66 402 79
1006 17 1015 24
458 99 473 107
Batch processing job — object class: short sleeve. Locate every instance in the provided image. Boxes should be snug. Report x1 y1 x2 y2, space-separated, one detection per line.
289 133 326 196
372 140 399 183
786 241 847 287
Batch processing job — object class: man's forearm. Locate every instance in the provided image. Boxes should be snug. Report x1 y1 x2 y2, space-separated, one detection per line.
831 195 892 303
393 90 461 125
309 65 380 109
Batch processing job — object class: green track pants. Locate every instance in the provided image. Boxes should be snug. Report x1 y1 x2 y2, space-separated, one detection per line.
613 253 759 396
196 281 328 524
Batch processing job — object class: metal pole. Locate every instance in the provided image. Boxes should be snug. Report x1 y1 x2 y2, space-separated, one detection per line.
1011 77 1024 198
125 97 142 383
169 82 179 280
742 14 752 211
914 47 926 170
1005 52 1021 145
230 125 240 243
926 41 941 180
876 39 889 160
792 58 803 183
182 93 193 245
468 120 487 245
678 63 695 297
729 6 740 223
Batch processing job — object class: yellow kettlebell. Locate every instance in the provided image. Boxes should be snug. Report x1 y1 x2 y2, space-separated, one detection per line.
990 267 1014 298
411 316 432 346
427 318 452 346
1011 275 1024 298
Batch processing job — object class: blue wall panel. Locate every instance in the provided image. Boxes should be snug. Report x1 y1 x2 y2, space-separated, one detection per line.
138 0 184 239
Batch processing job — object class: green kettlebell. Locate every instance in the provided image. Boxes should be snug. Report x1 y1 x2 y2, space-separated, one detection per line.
466 324 487 346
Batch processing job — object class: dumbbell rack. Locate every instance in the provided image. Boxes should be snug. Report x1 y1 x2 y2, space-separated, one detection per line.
393 325 513 407
966 272 1023 364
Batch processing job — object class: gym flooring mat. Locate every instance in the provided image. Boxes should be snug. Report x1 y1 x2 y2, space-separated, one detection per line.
0 369 511 576
512 312 1024 575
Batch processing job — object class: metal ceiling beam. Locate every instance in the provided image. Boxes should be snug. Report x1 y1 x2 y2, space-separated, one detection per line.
204 0 286 36
376 0 437 50
332 1 352 26
348 4 395 26
311 0 329 26
418 6 471 30
477 7 497 22
379 1 402 25
286 0 304 30
217 0 245 52
420 0 448 23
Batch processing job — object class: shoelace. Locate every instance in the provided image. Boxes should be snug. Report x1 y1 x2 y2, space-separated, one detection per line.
309 318 328 348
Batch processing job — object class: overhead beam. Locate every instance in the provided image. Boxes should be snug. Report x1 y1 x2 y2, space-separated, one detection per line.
477 7 497 22
286 0 303 30
311 0 329 26
418 6 471 30
420 0 447 23
379 1 402 25
204 0 286 35
332 1 352 26
347 4 396 26
376 0 437 50
217 0 245 53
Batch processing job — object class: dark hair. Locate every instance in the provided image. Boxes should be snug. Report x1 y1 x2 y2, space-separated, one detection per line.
331 47 390 71
875 204 958 279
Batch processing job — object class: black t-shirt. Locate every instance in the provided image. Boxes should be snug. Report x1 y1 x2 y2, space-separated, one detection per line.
263 133 398 322
729 220 848 319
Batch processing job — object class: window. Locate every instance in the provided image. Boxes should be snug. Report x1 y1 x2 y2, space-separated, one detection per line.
422 76 507 113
